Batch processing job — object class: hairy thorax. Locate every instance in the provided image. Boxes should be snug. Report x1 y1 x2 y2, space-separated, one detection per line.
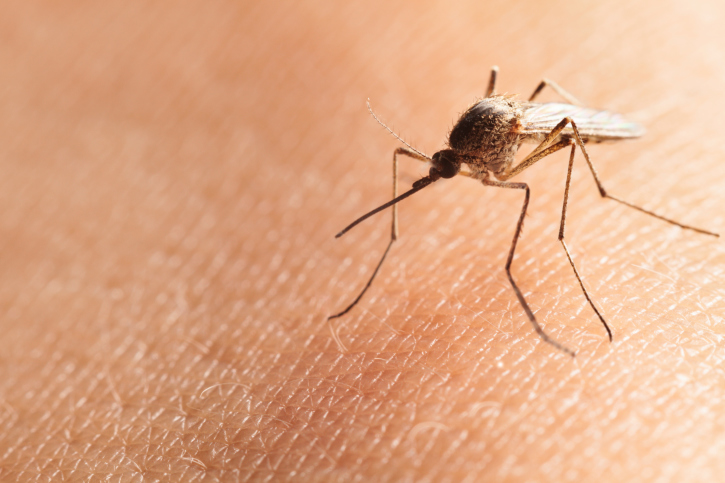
447 95 524 178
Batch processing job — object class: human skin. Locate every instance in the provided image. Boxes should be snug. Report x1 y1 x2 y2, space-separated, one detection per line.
2 0 725 481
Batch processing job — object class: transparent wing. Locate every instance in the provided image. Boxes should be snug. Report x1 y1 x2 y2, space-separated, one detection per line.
521 102 645 141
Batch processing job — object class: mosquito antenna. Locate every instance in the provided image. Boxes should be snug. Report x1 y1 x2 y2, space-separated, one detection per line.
336 175 438 238
367 99 430 160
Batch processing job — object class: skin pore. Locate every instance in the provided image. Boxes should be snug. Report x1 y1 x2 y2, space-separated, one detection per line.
2 1 725 481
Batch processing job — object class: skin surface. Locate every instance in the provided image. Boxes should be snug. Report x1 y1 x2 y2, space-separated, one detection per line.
2 1 725 481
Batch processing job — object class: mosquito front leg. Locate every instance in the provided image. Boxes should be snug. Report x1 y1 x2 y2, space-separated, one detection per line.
529 78 582 106
483 176 576 357
328 147 430 320
485 66 499 98
566 120 719 237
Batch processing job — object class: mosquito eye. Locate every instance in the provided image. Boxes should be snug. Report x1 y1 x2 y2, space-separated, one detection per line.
432 150 460 179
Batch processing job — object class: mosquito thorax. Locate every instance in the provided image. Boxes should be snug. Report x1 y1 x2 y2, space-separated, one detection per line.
449 97 520 149
448 96 523 175
431 149 461 179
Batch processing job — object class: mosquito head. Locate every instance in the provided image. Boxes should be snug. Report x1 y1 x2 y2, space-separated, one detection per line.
431 149 461 179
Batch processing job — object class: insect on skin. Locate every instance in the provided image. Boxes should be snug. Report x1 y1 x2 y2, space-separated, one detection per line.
329 66 718 357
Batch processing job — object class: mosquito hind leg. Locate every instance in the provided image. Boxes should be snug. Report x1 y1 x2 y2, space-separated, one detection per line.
483 175 576 357
529 78 582 106
486 66 499 98
566 120 719 237
554 118 717 341
329 147 430 320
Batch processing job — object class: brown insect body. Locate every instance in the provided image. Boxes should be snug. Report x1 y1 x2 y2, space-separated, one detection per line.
444 95 647 182
448 95 525 179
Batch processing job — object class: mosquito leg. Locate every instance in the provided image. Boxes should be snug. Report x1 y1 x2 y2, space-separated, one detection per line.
567 120 719 237
329 147 430 320
529 78 582 106
500 116 574 181
498 115 716 345
557 142 613 341
502 138 571 181
483 176 577 357
486 65 499 98
389 147 430 240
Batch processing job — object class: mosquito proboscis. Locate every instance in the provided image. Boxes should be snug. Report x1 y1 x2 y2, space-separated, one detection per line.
328 66 718 357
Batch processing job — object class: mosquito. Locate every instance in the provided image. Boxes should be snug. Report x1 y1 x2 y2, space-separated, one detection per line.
329 66 718 356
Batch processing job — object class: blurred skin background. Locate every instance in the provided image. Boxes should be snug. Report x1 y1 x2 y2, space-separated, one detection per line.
2 1 725 481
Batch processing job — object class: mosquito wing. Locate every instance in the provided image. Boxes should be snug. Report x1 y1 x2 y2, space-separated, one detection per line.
520 102 645 142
